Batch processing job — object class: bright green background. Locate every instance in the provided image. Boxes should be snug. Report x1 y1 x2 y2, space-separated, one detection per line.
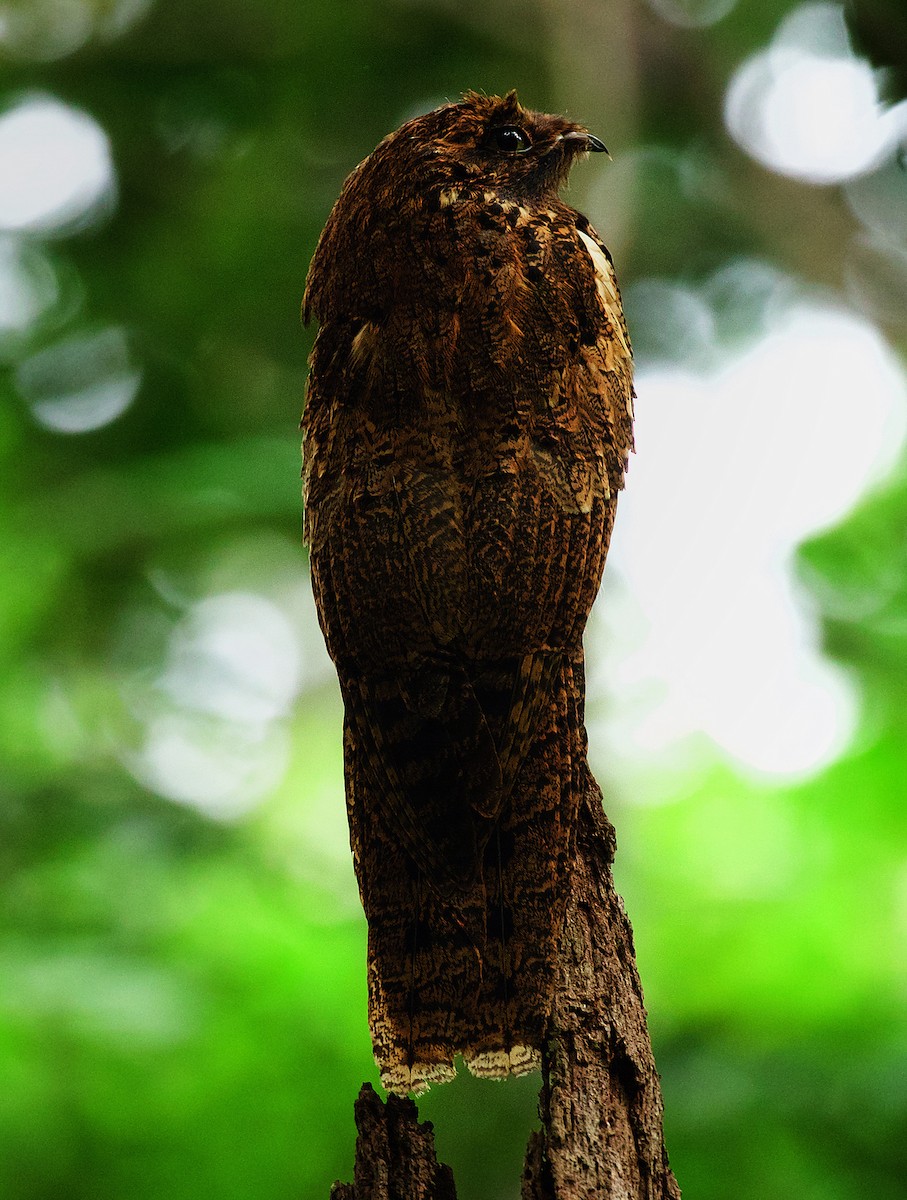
1 1 906 1197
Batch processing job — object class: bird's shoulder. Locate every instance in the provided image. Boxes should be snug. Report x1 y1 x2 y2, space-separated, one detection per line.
303 189 635 504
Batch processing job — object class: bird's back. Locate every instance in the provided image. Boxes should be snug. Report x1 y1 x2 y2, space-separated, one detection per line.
302 91 633 1093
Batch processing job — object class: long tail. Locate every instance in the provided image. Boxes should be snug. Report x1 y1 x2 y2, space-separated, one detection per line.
344 652 586 1094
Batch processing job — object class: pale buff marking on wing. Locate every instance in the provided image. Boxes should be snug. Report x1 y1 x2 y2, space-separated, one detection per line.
350 321 377 366
576 228 634 415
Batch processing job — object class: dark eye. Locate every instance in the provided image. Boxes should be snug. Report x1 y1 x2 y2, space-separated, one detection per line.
489 125 531 154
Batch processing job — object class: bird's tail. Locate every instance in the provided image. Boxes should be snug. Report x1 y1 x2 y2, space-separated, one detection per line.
345 652 587 1094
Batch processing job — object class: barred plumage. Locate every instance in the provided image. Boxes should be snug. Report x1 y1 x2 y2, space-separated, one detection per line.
302 90 633 1094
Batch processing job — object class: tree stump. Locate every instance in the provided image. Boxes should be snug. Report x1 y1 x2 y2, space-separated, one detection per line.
332 778 680 1199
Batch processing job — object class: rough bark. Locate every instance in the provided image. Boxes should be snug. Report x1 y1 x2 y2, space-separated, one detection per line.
332 780 680 1200
522 780 680 1200
331 1085 456 1200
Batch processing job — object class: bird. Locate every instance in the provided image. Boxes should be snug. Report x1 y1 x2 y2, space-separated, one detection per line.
301 89 634 1096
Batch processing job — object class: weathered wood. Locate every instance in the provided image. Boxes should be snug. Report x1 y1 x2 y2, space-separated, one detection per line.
523 780 680 1200
331 1084 457 1200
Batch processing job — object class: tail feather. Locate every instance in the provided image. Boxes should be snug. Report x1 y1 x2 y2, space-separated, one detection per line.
344 652 587 1094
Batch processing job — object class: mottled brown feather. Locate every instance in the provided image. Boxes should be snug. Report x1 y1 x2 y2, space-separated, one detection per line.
302 91 633 1094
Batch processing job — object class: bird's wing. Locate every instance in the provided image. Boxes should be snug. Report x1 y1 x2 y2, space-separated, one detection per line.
304 316 505 897
302 209 634 899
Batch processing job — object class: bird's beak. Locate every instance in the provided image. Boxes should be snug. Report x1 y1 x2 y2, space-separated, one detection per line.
559 130 610 156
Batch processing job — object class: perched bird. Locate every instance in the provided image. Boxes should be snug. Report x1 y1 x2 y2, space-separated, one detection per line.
302 90 634 1095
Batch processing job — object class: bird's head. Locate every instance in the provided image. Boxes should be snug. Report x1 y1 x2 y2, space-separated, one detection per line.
303 92 608 323
364 90 607 207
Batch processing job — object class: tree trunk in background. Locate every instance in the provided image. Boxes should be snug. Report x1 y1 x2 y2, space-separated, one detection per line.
331 780 680 1200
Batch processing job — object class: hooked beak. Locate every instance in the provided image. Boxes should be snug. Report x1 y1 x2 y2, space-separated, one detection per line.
559 130 610 156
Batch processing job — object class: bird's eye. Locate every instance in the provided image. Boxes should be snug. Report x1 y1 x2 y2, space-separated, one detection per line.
489 125 531 154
